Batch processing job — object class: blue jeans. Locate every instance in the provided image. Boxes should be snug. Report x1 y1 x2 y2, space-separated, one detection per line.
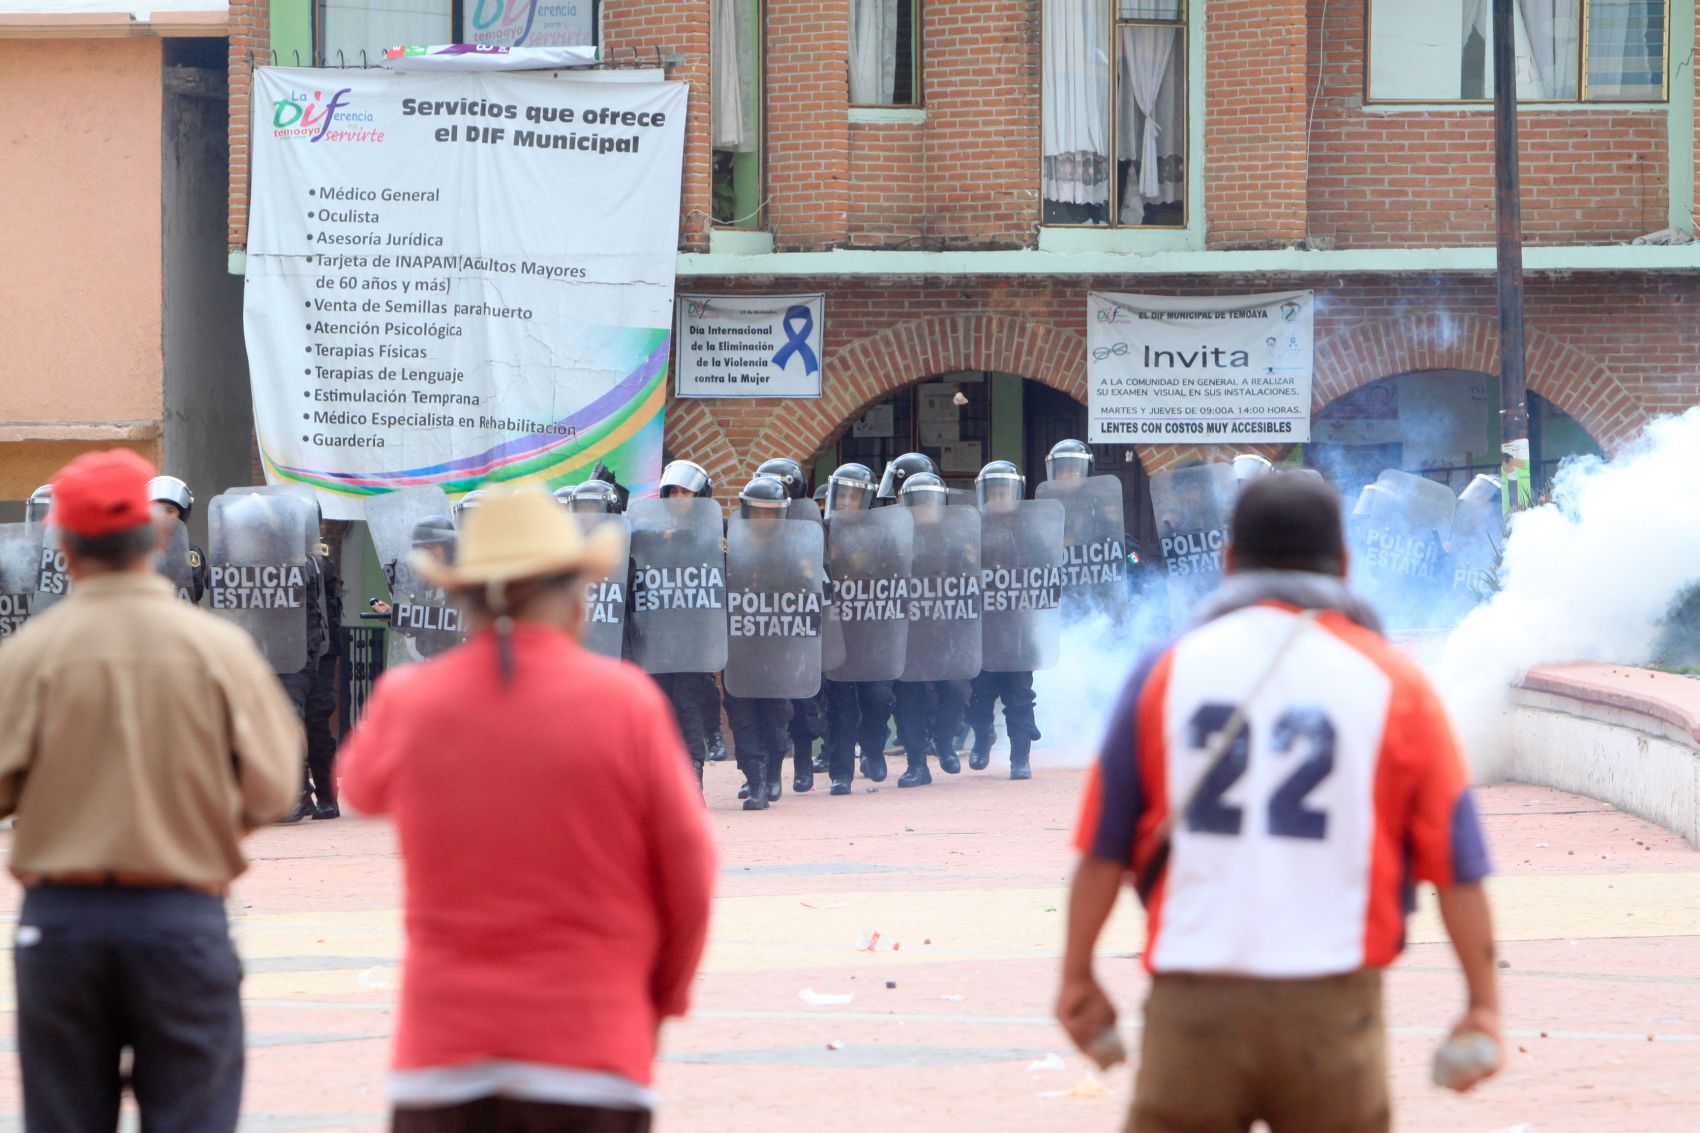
16 885 244 1133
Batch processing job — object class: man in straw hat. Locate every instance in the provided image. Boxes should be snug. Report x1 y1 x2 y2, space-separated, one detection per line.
339 485 716 1133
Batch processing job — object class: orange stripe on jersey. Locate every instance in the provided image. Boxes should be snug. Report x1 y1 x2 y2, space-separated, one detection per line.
1133 649 1174 972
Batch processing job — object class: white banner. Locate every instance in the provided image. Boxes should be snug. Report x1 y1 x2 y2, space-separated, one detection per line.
462 0 597 49
245 67 686 520
675 294 824 399
1087 291 1314 445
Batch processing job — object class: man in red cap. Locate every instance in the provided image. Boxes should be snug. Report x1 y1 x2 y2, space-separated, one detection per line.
0 448 302 1133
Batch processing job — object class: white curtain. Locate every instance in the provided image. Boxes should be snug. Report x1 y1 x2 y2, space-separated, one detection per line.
1042 0 1111 207
1463 0 1579 99
850 0 899 104
712 0 758 152
1586 1 1662 99
1118 25 1180 210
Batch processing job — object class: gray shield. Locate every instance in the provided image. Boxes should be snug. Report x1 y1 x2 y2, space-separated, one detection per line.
1354 469 1456 588
206 491 314 673
154 518 197 602
1449 476 1503 601
31 528 71 612
1149 464 1237 581
723 515 825 699
823 507 913 683
789 498 824 524
364 486 464 664
0 523 35 638
1037 474 1129 625
901 504 981 682
979 498 1065 672
628 497 730 675
575 512 632 660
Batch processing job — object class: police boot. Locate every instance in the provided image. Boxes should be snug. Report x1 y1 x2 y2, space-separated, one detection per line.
742 765 769 811
829 779 853 796
862 748 888 783
1009 737 1033 781
707 733 729 762
766 755 783 803
935 739 962 775
969 725 995 771
277 791 315 825
897 756 932 789
794 745 815 793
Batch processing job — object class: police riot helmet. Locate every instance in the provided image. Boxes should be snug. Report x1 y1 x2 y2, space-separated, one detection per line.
659 459 713 499
410 514 457 565
899 471 948 512
451 490 485 526
1045 439 1094 483
738 475 791 520
1232 454 1274 488
876 452 938 501
25 484 52 528
567 479 622 515
825 462 876 519
147 475 195 522
975 460 1026 511
755 457 808 500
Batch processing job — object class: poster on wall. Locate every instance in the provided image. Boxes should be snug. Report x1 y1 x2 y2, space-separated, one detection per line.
244 67 687 519
1086 291 1314 445
462 0 598 49
675 294 824 399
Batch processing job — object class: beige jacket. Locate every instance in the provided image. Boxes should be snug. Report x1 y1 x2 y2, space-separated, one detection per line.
0 572 302 887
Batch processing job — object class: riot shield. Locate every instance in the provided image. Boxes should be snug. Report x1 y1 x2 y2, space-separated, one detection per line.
627 497 729 674
1149 464 1236 580
979 498 1065 672
206 491 313 673
789 498 824 524
364 486 466 664
155 517 197 602
1355 469 1455 588
31 528 71 613
823 507 913 683
1448 474 1502 602
575 512 632 660
1036 474 1128 625
364 486 453 577
0 523 35 638
901 504 981 682
723 515 825 699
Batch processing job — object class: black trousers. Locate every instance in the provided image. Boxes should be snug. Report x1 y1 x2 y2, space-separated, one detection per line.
394 1097 651 1133
966 670 1040 744
781 692 825 786
652 671 716 765
823 679 892 784
16 885 243 1133
724 693 792 790
305 653 339 803
894 679 970 763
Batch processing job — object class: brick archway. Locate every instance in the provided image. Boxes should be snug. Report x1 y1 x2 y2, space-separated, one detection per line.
1313 313 1637 452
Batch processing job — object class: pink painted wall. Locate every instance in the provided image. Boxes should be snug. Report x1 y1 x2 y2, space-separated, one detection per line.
0 38 163 425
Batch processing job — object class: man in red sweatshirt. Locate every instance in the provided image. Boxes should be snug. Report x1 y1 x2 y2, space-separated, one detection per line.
340 485 717 1133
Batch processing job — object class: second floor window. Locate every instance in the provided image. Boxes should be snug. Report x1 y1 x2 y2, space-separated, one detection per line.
850 0 921 105
1042 0 1186 228
320 0 452 66
1367 0 1668 102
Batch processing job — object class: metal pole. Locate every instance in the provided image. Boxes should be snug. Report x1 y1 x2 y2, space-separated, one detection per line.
1492 0 1530 506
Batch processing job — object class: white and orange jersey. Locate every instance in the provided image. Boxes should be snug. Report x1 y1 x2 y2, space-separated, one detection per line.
1075 599 1490 979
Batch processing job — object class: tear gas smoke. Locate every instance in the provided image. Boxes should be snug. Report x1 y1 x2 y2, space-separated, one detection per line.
1034 408 1700 777
1433 406 1700 776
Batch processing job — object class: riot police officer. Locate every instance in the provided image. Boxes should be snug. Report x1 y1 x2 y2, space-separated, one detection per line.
755 456 809 503
875 451 939 505
147 475 208 602
966 460 1041 781
723 475 804 811
892 473 969 788
750 460 824 793
451 489 485 524
25 484 52 529
819 462 893 794
647 460 724 785
1045 438 1094 486
560 479 624 515
285 497 345 821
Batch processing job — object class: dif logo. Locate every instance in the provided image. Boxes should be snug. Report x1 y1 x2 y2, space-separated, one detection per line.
272 88 354 142
471 0 539 43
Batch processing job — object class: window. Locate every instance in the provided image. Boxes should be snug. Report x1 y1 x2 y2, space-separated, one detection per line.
1042 0 1186 228
462 0 599 47
712 0 764 227
849 0 921 106
320 0 452 66
1366 0 1668 102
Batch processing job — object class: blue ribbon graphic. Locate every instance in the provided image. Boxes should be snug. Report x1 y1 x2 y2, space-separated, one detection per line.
772 305 820 376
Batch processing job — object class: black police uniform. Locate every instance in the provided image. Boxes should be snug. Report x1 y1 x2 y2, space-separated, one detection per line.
966 506 1042 776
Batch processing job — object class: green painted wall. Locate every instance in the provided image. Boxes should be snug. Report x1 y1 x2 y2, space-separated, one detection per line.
990 372 1023 462
269 0 313 66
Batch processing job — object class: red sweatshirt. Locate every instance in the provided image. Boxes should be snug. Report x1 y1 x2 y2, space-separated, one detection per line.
340 623 717 1085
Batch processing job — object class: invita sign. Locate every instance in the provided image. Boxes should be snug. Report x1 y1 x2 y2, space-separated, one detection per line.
1087 291 1314 445
675 293 825 399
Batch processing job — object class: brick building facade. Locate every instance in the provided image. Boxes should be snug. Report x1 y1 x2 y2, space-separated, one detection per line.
223 0 1700 532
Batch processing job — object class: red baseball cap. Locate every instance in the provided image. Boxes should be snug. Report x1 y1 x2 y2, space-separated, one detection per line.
50 449 158 538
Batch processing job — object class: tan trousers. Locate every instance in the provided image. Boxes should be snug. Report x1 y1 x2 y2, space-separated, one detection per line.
1127 970 1390 1133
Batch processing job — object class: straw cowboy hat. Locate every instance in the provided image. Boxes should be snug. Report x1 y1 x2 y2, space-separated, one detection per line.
414 485 624 592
